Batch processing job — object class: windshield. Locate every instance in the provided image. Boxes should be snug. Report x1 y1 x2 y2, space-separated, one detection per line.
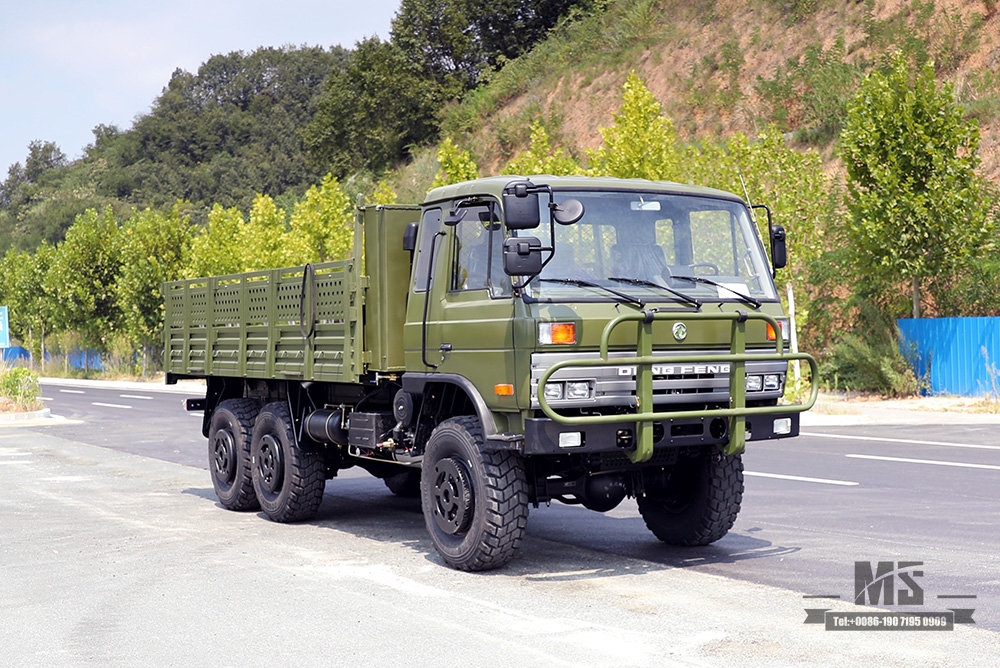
521 190 778 303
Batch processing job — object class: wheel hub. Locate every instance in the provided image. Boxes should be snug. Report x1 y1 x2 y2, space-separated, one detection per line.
431 456 473 535
211 428 236 484
257 434 284 494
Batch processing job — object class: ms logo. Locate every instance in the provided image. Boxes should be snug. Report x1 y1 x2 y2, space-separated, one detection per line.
855 561 924 606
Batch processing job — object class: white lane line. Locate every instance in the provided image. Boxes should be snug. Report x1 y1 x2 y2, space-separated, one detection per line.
846 454 1000 471
120 394 153 400
59 389 85 394
744 471 859 486
802 431 1000 451
92 402 132 410
41 396 54 401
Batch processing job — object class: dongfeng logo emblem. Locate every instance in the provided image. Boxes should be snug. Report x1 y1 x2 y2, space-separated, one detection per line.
672 322 687 341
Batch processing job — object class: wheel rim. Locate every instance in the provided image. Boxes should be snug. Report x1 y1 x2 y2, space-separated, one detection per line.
431 456 473 535
211 428 237 485
257 434 284 494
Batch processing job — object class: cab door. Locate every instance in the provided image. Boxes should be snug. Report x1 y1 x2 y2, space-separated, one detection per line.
404 200 520 411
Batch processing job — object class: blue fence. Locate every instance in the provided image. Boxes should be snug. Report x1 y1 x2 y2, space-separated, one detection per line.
897 317 1000 396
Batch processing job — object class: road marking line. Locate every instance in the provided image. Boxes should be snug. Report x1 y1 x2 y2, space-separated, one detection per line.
846 454 1000 471
120 394 153 400
92 402 132 409
41 396 54 401
802 431 1000 451
744 471 859 486
59 389 85 394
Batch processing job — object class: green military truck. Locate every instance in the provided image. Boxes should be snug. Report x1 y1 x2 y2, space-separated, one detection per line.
165 175 817 571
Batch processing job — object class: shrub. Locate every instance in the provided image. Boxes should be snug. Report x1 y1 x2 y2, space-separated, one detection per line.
0 366 43 411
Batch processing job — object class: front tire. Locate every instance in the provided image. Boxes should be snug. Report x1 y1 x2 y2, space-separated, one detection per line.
208 398 261 511
251 402 326 523
637 448 743 546
420 417 529 571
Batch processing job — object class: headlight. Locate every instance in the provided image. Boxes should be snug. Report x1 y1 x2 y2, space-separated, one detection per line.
565 381 591 400
745 375 763 392
543 382 564 401
763 374 781 391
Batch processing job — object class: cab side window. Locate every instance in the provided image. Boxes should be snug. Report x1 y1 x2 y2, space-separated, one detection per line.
413 208 442 292
451 204 511 296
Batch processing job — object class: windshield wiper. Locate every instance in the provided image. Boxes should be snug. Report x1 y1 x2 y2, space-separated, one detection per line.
537 278 644 309
671 275 761 308
608 276 702 308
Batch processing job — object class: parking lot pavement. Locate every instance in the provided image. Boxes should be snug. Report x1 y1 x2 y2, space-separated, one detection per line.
2 428 998 667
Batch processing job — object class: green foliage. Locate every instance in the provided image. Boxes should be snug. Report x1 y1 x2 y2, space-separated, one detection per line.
370 181 399 205
587 72 680 180
754 36 860 143
115 205 194 370
0 366 42 411
303 38 439 179
45 207 124 351
0 244 56 361
185 205 249 278
287 174 355 263
820 300 920 397
391 0 595 94
839 51 994 318
502 121 582 175
432 138 480 187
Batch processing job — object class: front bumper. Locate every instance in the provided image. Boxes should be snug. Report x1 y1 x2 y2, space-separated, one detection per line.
522 410 800 456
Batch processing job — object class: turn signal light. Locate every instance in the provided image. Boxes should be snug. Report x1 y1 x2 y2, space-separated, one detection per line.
539 322 577 345
494 384 514 396
766 320 788 342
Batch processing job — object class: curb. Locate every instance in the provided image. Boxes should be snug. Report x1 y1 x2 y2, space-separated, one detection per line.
0 408 52 423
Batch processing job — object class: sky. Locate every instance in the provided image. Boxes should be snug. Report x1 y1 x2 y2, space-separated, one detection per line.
0 0 401 175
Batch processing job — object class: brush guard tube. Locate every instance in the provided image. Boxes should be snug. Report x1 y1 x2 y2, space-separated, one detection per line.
536 310 819 462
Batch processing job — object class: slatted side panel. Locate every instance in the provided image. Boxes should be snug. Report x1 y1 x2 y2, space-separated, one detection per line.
164 259 361 383
311 262 357 381
209 278 245 376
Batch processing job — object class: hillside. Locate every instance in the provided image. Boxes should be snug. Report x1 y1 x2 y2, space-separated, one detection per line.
445 0 1000 185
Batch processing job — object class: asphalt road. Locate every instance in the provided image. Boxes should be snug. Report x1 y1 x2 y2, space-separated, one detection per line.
2 379 997 665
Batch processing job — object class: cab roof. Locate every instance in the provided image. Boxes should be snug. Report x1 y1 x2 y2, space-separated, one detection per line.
422 175 746 206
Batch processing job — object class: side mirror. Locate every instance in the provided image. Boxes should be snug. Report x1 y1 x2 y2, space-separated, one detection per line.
503 191 540 229
444 207 468 226
503 237 543 276
553 198 584 225
770 225 787 270
402 223 418 252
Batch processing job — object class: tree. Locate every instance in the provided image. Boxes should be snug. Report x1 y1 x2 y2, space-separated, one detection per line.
839 52 994 318
586 72 681 181
287 174 354 263
185 204 248 278
0 245 56 367
502 121 582 176
45 207 124 356
392 0 593 93
432 137 479 187
303 37 439 178
116 205 194 374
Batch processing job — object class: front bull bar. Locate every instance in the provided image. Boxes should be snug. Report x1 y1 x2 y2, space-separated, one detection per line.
536 310 819 462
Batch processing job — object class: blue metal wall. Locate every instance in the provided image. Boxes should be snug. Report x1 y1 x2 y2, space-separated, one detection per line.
897 317 1000 396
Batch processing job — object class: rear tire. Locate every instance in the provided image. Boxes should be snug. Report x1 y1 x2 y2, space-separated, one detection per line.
420 416 528 571
251 402 326 523
208 398 261 511
637 448 743 546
